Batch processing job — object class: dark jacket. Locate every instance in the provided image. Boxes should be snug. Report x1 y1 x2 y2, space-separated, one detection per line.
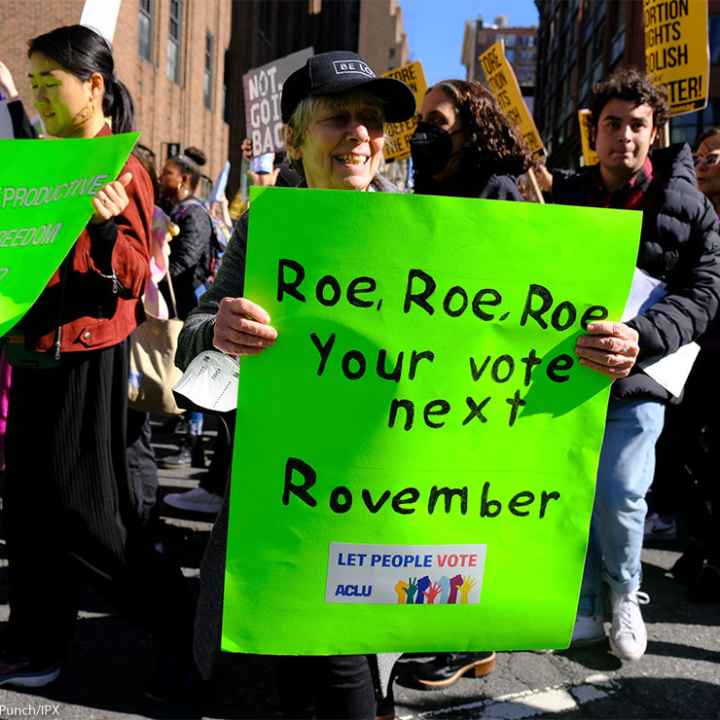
168 198 213 320
479 173 524 201
8 105 152 357
7 99 36 139
553 143 720 401
414 169 523 201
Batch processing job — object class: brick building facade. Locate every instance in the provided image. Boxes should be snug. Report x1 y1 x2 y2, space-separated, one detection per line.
0 0 231 186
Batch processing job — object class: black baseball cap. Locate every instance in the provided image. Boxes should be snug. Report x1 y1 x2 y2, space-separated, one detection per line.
281 51 416 124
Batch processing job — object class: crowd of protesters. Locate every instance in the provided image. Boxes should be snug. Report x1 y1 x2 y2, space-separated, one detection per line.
0 22 719 720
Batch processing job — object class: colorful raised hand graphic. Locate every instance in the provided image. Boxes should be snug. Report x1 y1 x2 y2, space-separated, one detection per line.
415 575 431 604
425 582 442 604
438 575 450 604
460 574 476 604
394 579 408 604
406 577 419 604
447 574 464 604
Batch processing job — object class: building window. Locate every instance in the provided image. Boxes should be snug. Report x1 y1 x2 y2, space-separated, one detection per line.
671 99 720 146
504 34 517 47
204 32 214 110
592 60 604 85
166 0 182 84
592 21 604 60
139 0 154 62
711 16 720 64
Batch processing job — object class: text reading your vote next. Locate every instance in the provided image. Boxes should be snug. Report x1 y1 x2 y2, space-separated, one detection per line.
337 551 479 568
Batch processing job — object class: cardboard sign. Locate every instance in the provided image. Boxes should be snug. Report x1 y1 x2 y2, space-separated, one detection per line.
80 0 122 43
221 187 642 655
243 48 313 157
644 0 709 116
479 41 545 158
382 61 427 162
0 133 139 338
578 109 599 166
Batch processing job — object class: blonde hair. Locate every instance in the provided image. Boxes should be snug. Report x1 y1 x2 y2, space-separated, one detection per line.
284 90 387 181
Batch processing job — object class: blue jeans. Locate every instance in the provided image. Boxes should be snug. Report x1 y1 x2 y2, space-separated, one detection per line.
578 397 666 616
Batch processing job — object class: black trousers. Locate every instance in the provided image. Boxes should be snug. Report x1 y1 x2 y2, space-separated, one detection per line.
3 342 194 667
272 655 376 719
199 413 234 497
126 409 159 523
652 349 719 517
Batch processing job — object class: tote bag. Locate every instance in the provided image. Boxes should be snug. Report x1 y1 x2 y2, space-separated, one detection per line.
128 272 184 416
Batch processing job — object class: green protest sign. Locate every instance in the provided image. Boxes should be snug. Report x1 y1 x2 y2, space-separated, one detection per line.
0 133 139 338
223 187 641 654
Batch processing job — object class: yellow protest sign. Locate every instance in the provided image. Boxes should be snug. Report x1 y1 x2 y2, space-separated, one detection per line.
644 0 709 116
578 110 599 166
382 61 427 162
479 41 544 158
228 189 247 220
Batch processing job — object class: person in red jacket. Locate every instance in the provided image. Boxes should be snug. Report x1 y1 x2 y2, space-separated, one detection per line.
0 25 194 699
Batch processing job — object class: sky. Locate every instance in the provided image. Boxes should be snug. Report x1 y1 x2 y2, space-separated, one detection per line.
402 0 539 85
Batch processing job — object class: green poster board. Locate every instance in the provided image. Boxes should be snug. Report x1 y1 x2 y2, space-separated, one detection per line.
0 133 139 339
223 187 641 654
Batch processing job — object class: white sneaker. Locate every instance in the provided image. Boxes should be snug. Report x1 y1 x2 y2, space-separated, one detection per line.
644 513 677 541
163 487 222 515
571 615 605 646
609 590 649 661
643 512 659 537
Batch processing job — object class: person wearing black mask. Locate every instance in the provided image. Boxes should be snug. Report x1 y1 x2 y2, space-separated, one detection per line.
395 80 530 693
410 79 530 200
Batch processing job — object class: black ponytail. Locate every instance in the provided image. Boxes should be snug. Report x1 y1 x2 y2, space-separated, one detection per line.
107 77 135 133
28 24 135 133
168 147 206 193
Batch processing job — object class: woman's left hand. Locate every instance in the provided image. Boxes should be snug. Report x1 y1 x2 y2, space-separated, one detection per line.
91 172 133 224
575 321 639 379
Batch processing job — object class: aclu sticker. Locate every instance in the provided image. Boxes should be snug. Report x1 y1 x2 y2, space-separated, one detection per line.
326 543 486 604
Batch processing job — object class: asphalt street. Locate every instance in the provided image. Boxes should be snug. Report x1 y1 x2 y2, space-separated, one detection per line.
0 423 717 720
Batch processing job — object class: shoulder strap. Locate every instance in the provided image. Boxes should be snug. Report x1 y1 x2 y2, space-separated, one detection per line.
163 264 179 318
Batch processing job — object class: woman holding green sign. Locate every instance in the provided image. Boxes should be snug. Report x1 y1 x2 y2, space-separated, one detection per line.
396 79 530 689
178 52 642 718
0 25 194 700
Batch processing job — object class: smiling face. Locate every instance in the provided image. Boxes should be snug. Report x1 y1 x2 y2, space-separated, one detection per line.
28 52 104 138
289 91 385 191
695 134 720 201
594 99 657 188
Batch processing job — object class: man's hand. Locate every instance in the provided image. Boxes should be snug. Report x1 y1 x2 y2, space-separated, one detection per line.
213 297 278 357
576 321 639 379
241 137 254 162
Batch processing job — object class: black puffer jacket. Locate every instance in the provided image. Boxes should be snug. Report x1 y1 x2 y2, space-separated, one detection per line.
553 143 720 401
169 197 213 320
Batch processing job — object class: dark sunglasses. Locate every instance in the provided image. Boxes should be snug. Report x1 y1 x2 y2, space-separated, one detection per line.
693 153 720 168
